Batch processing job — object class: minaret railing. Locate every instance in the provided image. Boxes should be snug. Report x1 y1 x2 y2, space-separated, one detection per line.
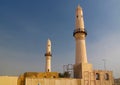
73 28 87 36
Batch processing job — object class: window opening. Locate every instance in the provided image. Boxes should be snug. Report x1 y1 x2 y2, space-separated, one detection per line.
105 73 109 80
96 73 100 80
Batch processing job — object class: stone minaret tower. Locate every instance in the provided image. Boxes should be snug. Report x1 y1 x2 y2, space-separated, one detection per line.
73 5 92 78
73 5 87 64
45 39 52 72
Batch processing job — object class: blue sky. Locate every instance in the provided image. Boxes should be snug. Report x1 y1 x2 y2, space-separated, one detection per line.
0 0 120 78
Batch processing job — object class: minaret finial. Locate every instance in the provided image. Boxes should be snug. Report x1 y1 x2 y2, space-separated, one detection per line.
77 4 82 9
78 4 80 8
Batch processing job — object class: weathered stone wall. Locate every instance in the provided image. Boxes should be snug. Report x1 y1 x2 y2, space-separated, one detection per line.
74 63 93 78
0 71 115 85
25 78 81 85
0 76 18 85
17 72 59 85
93 70 114 85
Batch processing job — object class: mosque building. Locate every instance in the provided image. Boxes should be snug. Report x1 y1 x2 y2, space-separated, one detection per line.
0 5 114 85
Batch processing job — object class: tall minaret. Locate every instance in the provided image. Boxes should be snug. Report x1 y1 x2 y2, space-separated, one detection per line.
73 5 88 65
45 39 52 72
73 5 93 79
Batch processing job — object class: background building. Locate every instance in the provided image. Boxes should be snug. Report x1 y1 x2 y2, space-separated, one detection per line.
114 78 120 85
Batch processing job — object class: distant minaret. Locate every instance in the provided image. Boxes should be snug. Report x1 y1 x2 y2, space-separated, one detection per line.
45 39 52 72
73 5 88 65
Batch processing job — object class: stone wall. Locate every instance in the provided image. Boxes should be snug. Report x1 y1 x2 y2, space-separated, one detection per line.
0 70 114 85
93 70 114 85
18 72 59 85
0 76 18 85
25 78 81 85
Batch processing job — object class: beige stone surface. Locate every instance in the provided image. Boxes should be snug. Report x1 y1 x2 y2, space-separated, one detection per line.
45 56 51 72
25 78 81 85
93 70 114 85
18 72 59 85
74 63 93 78
0 76 18 85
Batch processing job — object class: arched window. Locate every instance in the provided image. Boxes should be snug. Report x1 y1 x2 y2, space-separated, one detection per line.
96 73 100 80
105 73 109 80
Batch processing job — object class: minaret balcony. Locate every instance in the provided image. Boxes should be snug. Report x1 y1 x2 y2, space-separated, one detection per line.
73 28 87 36
45 52 52 56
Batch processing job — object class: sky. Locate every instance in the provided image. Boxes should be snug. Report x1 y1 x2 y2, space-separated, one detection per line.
0 0 120 78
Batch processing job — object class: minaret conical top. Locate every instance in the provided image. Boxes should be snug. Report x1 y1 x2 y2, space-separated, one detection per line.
75 4 84 30
77 4 81 9
46 38 51 54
